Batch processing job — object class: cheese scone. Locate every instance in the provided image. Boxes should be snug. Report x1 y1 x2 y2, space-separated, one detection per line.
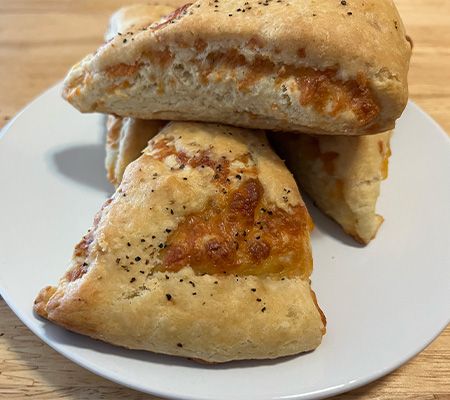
35 122 326 363
63 0 411 136
272 131 392 244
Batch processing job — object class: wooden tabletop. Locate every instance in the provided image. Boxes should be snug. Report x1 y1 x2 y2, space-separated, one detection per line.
0 1 449 399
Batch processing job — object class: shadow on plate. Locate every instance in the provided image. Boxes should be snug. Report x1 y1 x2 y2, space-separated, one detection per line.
51 144 113 194
40 317 304 370
49 115 114 195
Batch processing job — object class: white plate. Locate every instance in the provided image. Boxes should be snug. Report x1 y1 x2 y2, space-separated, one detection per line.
0 84 449 400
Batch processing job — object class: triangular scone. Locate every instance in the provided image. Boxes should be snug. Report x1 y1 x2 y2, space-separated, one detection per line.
63 0 411 136
271 131 392 244
35 122 326 363
105 115 166 186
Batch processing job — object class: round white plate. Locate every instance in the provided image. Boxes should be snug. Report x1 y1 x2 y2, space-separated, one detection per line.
1 84 449 400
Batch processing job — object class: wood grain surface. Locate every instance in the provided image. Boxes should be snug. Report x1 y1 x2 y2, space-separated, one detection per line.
0 1 449 399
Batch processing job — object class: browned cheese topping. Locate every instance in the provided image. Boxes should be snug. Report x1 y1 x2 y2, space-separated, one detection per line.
151 139 313 279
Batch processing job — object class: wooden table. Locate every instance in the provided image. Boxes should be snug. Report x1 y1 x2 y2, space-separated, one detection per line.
0 1 449 398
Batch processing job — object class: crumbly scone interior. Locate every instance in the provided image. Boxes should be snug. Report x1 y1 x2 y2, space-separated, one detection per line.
63 0 411 134
65 42 380 133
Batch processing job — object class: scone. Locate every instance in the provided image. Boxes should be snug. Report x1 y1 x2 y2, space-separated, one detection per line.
63 0 411 136
271 131 392 244
35 122 326 363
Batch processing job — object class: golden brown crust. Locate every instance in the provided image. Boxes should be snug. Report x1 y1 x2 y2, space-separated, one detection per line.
35 122 325 362
63 0 411 135
271 131 393 244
